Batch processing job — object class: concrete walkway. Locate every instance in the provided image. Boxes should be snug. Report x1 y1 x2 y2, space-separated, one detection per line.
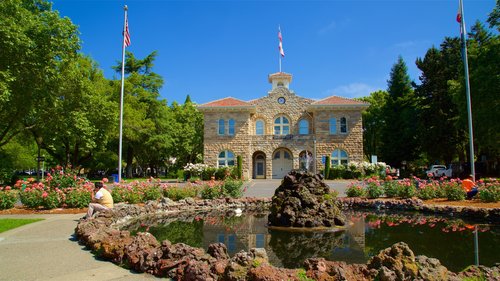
0 179 352 280
0 214 158 281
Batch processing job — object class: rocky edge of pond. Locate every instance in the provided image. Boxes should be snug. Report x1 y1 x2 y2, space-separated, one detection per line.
75 196 500 280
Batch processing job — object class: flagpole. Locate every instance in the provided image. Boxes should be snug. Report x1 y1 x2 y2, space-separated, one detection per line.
459 0 476 181
118 5 128 183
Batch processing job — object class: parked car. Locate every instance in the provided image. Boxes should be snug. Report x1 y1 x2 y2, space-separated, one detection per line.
426 165 452 178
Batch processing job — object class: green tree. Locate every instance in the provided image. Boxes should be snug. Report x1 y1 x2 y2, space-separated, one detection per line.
29 55 116 168
358 90 389 160
380 56 418 166
114 51 167 178
414 40 463 164
168 98 204 169
0 0 80 147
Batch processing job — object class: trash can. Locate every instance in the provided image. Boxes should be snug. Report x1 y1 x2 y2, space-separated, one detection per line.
111 174 119 183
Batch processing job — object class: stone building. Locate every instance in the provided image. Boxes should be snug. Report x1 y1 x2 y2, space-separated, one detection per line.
198 72 369 179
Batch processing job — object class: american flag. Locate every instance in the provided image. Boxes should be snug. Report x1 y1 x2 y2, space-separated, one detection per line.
124 15 131 47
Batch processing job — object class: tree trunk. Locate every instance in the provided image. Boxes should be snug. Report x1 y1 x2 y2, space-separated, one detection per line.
126 144 134 178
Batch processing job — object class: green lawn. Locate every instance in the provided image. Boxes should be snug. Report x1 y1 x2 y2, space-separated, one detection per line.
0 218 44 233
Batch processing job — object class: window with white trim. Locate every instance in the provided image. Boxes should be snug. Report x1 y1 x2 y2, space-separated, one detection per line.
274 116 290 135
218 119 225 135
228 119 235 135
331 149 348 166
255 120 264 135
298 119 309 135
218 150 235 167
329 117 337 134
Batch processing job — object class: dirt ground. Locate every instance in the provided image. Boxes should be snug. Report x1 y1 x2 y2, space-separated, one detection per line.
0 198 498 215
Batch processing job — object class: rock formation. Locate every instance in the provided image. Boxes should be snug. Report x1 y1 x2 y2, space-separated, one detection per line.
268 170 345 227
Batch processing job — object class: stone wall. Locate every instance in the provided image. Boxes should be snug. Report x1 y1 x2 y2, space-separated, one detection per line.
202 87 365 179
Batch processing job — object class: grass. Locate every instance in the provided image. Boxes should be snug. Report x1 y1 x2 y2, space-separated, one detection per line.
0 218 44 233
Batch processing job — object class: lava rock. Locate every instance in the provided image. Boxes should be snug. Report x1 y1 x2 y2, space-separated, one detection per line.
268 170 345 228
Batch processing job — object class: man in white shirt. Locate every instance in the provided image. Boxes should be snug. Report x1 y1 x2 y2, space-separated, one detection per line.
83 181 113 220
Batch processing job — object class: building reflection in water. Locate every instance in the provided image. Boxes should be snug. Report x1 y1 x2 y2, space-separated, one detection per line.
202 213 368 268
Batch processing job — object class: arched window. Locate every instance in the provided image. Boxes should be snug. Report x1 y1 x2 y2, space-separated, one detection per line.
274 116 290 135
340 117 347 133
228 119 235 135
218 150 235 167
255 120 264 135
298 119 309 135
329 118 337 134
218 119 225 135
331 149 348 166
277 82 284 87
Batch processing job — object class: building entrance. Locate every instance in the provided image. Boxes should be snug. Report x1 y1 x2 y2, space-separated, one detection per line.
272 148 293 179
253 153 266 179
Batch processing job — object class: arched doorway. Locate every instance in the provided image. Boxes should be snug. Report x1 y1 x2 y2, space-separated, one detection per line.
272 148 293 179
252 152 266 179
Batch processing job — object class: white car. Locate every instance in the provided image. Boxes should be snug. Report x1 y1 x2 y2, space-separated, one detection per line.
426 165 452 178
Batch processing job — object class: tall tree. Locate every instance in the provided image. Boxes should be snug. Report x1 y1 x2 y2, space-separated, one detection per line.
414 40 463 164
380 56 418 166
0 0 80 147
358 90 389 160
114 51 167 178
30 54 116 167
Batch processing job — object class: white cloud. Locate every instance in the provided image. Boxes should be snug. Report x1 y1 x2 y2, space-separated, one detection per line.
326 83 379 98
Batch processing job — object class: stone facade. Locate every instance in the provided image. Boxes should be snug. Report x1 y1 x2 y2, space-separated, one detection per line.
198 72 369 179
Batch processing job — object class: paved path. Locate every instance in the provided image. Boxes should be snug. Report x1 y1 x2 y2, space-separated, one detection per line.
0 178 352 280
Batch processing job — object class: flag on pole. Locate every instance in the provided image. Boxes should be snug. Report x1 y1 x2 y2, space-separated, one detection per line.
456 0 462 23
457 0 466 35
278 26 285 57
124 15 131 47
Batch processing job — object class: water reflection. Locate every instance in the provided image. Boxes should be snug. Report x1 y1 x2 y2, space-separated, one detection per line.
127 210 499 271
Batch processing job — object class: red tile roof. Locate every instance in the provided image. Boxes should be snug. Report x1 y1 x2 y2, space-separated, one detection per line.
312 96 369 106
199 97 251 107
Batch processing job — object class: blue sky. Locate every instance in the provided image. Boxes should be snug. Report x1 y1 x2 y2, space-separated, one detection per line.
52 0 495 105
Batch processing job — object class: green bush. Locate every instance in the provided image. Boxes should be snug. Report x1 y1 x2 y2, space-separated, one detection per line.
143 185 162 201
479 184 500 202
366 180 384 199
443 181 466 201
383 181 399 198
65 188 92 208
222 179 244 198
41 190 63 209
346 182 365 197
236 155 242 179
162 185 199 201
416 182 437 200
200 184 223 199
396 180 417 199
19 188 44 208
0 190 17 210
329 165 345 179
324 156 331 179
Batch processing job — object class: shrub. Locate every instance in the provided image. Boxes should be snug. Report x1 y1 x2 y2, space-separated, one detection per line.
329 165 345 179
0 188 17 210
324 156 331 179
65 187 92 208
366 179 384 199
416 182 437 200
396 179 417 199
143 185 162 201
19 187 44 208
41 190 63 209
200 181 224 199
222 179 244 198
346 182 365 197
478 182 500 202
383 180 399 198
443 180 465 201
162 184 199 201
236 155 242 179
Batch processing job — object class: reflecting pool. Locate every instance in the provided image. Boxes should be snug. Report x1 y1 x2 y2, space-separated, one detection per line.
126 210 500 271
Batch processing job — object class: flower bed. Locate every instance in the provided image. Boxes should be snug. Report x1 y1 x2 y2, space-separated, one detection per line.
346 177 500 203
